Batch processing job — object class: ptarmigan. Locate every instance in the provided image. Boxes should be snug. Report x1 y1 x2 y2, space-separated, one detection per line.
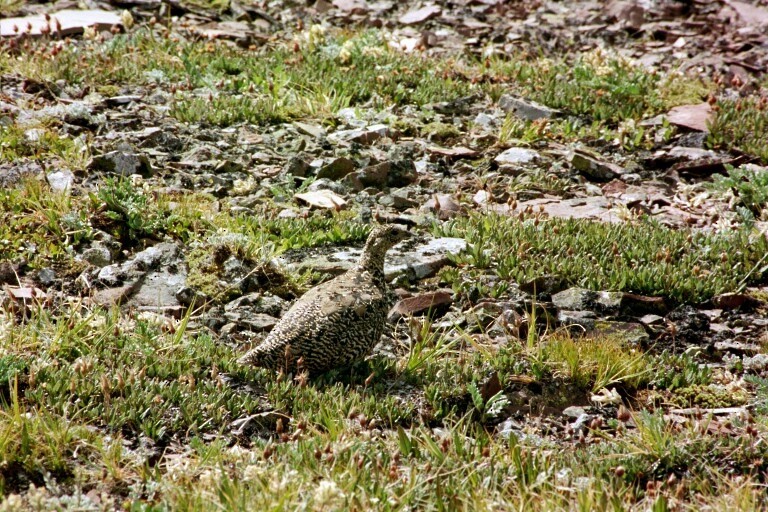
238 224 411 375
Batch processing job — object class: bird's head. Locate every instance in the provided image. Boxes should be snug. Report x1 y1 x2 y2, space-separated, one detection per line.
364 224 412 253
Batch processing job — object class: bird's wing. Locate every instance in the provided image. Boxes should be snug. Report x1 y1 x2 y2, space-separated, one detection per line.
264 271 384 343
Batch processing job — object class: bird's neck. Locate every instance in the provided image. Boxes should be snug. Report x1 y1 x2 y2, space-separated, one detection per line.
357 250 385 275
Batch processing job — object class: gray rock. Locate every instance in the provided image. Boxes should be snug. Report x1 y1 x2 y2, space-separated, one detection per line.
558 310 597 329
37 268 56 286
552 287 622 314
638 314 664 326
552 287 594 310
96 264 124 287
347 161 390 190
46 170 75 192
294 122 326 139
494 147 539 165
498 94 559 121
224 292 288 318
90 149 153 177
82 245 112 267
307 178 348 195
562 406 588 418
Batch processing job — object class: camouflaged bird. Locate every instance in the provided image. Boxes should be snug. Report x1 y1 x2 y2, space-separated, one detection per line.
238 225 412 375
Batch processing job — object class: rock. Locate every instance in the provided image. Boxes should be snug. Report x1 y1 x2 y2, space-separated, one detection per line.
714 340 761 355
422 194 462 219
568 151 624 181
0 9 122 37
551 287 622 314
387 189 419 210
282 236 467 281
386 159 417 187
347 161 390 190
81 245 112 267
295 189 347 209
498 94 559 121
620 294 668 315
224 292 288 318
283 155 311 178
63 102 100 129
562 406 588 418
294 122 326 139
328 127 386 145
558 310 597 329
665 305 709 344
386 237 467 280
711 293 759 309
494 147 539 165
588 321 649 345
519 275 568 295
92 243 186 312
307 178 348 195
37 268 56 286
316 157 356 180
388 290 453 321
399 5 441 24
46 170 75 192
638 314 664 326
89 149 153 177
222 312 279 332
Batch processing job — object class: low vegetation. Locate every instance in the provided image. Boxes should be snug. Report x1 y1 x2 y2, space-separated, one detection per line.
2 9 768 512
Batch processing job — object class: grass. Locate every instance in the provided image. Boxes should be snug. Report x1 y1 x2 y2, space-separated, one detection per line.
437 212 768 304
2 300 767 509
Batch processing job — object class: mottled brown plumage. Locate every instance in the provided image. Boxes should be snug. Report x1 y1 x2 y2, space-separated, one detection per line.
238 225 411 375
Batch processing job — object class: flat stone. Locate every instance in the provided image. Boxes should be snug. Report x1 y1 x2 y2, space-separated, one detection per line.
562 406 588 418
0 9 122 37
294 122 326 139
638 314 664 326
498 94 559 121
328 128 385 145
714 340 760 354
494 147 539 165
399 5 441 24
295 189 347 209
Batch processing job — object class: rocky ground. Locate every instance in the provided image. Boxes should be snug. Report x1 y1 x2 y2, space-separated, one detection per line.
1 0 768 510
